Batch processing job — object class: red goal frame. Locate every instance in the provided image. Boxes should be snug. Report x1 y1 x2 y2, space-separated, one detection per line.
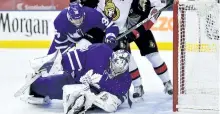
173 0 178 111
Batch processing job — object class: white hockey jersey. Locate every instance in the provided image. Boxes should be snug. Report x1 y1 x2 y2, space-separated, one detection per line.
126 0 166 29
97 0 133 33
148 0 166 8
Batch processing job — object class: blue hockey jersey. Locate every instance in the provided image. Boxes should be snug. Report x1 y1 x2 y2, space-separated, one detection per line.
61 43 131 97
48 6 119 54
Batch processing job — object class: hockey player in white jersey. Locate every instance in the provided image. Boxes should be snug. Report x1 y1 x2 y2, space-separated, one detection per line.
71 0 173 99
124 0 173 97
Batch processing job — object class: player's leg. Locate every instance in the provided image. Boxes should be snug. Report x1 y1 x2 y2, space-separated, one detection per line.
128 45 144 99
22 72 76 105
113 39 144 98
20 50 80 104
134 30 173 95
31 73 76 99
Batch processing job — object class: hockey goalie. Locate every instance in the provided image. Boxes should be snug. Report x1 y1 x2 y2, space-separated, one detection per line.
17 43 132 114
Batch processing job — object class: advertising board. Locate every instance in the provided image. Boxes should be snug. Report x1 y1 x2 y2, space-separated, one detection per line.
0 11 173 50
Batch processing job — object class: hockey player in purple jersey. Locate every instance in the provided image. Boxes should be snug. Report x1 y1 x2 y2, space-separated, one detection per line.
48 2 119 54
21 43 131 113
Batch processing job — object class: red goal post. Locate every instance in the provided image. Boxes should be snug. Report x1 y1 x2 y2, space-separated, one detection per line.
173 0 220 113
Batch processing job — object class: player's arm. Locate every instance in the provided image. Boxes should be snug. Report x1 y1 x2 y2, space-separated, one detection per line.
94 12 119 48
125 0 165 40
48 12 75 54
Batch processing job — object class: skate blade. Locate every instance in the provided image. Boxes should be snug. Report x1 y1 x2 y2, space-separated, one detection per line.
14 74 41 97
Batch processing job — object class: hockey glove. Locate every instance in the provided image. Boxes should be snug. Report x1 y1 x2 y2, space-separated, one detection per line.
80 70 93 84
80 70 102 89
121 30 140 42
105 35 118 49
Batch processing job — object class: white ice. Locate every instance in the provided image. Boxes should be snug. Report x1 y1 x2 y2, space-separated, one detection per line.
0 49 173 114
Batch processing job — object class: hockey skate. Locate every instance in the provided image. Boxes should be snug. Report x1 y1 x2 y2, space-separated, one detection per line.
163 80 173 95
133 85 144 102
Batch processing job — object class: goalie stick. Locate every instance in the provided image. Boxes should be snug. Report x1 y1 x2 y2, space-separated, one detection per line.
14 43 76 97
116 0 174 41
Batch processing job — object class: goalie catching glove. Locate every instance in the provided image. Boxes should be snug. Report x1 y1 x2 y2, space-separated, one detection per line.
63 84 123 113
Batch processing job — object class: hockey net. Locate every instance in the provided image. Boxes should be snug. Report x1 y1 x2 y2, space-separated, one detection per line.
173 0 220 113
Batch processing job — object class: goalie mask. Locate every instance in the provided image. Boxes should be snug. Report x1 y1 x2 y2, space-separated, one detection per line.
109 50 130 79
67 2 85 27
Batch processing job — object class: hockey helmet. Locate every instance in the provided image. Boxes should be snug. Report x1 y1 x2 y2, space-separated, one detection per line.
109 50 130 79
67 2 85 27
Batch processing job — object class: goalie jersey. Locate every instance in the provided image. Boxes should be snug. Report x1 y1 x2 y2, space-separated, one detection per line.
61 43 132 97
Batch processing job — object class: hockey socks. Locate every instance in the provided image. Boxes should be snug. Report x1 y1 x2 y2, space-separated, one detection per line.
146 52 171 83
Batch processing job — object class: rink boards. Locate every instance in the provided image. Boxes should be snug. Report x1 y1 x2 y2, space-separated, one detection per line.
0 11 173 50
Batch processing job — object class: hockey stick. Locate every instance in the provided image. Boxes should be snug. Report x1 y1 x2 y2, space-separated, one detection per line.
127 90 132 108
116 0 174 40
14 44 76 97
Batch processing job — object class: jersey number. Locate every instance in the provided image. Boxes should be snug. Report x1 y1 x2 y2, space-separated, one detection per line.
55 30 61 38
102 17 110 26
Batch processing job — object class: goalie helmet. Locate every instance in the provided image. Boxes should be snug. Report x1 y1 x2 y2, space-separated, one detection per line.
109 50 130 79
67 2 85 27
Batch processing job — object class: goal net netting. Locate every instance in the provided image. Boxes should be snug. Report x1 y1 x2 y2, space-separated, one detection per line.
173 0 220 113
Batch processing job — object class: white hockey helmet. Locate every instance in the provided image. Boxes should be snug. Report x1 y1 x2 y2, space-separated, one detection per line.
109 49 130 79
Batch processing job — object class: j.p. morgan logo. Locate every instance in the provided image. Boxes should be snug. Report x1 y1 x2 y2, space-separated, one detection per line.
0 13 49 37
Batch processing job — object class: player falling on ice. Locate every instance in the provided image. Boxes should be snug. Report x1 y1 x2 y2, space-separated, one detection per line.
47 2 119 55
76 0 173 99
20 43 132 113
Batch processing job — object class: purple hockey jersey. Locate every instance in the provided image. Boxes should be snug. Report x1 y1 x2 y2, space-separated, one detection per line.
48 6 119 54
61 43 132 97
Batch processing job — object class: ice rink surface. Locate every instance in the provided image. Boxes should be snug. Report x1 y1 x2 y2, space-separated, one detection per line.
0 49 173 114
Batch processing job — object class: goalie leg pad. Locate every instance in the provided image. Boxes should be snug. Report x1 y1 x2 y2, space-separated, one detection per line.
20 95 51 105
29 50 63 76
63 84 94 114
66 95 86 114
93 91 122 113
